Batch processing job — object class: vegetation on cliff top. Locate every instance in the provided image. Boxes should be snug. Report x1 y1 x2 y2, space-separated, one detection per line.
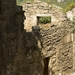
63 2 75 13
17 0 75 9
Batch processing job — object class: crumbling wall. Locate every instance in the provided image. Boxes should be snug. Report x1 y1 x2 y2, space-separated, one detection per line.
0 0 74 75
22 18 73 75
23 0 63 31
40 19 73 75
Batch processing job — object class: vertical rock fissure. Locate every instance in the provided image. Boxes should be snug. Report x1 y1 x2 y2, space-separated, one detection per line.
44 57 49 75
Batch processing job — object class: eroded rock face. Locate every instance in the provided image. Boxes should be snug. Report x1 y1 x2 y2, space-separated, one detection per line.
0 0 25 75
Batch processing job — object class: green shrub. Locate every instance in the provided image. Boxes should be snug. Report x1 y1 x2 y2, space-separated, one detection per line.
39 16 51 24
64 2 75 13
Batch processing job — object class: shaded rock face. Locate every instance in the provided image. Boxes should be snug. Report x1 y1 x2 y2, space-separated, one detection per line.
0 0 25 75
23 31 43 75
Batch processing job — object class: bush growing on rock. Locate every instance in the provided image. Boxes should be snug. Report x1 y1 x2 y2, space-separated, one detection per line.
39 16 51 24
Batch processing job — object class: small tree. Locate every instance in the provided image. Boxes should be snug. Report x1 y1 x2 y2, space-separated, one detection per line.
39 16 51 24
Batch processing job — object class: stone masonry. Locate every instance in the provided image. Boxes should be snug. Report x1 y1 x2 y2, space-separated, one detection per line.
23 0 64 31
22 0 74 75
40 19 73 75
0 0 75 75
23 17 73 75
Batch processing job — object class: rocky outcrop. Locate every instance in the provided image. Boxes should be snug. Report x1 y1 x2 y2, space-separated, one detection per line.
0 0 25 75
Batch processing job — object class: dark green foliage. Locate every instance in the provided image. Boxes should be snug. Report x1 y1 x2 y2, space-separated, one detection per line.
63 2 75 13
39 17 51 24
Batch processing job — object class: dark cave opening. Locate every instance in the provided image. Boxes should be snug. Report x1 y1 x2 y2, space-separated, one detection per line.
43 57 49 75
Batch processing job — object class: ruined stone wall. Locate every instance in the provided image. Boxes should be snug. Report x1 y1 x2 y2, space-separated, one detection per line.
40 19 73 75
23 0 64 31
0 0 74 75
22 18 73 75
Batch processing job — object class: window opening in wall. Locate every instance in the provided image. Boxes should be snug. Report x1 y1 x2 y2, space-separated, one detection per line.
37 16 51 28
43 57 49 75
37 16 51 25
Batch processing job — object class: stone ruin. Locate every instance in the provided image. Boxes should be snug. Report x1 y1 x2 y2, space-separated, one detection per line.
0 0 75 75
40 20 73 75
22 0 64 31
23 0 75 75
